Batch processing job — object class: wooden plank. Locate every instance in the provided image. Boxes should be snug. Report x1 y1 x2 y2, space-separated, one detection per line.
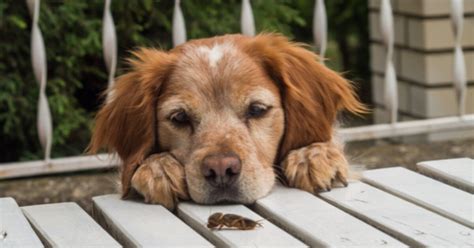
363 167 474 228
0 153 120 180
178 202 306 248
22 202 120 248
92 194 212 248
0 198 43 248
340 114 474 141
320 182 473 247
417 158 474 193
254 186 407 247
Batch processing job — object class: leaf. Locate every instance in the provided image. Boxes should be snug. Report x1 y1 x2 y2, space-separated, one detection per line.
8 15 27 29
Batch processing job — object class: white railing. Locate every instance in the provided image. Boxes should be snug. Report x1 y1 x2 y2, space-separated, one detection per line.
380 0 397 124
26 0 52 165
1 0 472 179
451 0 467 116
313 0 327 63
172 0 186 47
102 0 117 100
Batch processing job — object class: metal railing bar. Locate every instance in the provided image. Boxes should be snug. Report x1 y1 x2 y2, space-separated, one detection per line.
341 115 474 142
0 154 120 180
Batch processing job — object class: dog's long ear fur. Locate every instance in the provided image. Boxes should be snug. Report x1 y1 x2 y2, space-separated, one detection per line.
243 34 366 161
88 48 175 197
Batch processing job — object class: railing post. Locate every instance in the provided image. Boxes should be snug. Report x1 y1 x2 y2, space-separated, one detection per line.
313 0 327 62
241 0 256 36
450 0 466 117
102 0 117 97
380 0 398 124
172 0 186 47
26 0 52 163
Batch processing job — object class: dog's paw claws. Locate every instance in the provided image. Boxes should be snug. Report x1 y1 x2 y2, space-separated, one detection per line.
336 171 349 187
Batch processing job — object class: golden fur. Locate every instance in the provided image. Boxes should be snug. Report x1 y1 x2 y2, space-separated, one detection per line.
89 33 366 209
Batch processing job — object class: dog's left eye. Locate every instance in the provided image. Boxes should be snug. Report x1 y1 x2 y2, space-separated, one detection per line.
169 110 191 126
246 103 270 119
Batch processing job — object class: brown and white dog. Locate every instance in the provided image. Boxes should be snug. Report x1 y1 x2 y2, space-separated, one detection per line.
89 33 366 209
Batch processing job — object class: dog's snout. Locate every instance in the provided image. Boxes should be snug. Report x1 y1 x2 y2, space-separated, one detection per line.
201 154 241 187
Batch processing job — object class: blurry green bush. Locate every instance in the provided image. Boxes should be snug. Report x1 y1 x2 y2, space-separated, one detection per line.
0 0 368 162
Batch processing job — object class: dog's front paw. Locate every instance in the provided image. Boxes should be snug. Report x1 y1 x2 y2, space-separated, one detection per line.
282 142 348 193
131 153 189 209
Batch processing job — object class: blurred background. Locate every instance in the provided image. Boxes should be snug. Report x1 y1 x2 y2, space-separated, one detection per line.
1 0 370 163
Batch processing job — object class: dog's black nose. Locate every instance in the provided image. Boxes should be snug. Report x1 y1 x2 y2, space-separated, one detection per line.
201 153 241 187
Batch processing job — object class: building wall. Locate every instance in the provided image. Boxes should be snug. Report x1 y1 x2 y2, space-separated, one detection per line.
369 0 474 141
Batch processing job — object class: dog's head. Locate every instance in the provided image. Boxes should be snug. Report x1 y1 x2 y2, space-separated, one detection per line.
89 34 364 204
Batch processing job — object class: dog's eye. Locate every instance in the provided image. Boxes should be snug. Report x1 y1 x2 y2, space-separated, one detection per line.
247 103 269 119
170 110 191 126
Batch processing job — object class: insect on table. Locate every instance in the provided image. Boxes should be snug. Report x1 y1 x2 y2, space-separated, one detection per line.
207 212 263 230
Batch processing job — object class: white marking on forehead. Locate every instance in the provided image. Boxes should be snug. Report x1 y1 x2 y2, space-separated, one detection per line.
195 42 235 68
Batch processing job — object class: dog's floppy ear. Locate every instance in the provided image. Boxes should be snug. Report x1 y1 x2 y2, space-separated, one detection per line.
243 33 366 161
88 48 175 197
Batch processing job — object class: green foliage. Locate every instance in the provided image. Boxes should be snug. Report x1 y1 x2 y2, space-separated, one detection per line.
1 1 105 161
0 0 368 162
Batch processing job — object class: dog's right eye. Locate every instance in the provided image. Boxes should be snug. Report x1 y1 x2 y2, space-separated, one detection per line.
246 103 270 119
169 110 191 126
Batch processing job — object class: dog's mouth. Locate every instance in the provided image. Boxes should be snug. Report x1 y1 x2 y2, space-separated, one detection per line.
205 186 250 204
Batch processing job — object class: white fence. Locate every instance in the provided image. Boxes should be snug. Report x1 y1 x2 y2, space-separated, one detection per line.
0 0 472 179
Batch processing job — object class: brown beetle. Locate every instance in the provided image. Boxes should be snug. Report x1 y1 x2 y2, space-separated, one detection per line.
207 212 263 230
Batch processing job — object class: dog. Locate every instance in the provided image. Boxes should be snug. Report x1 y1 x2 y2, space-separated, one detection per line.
89 33 366 209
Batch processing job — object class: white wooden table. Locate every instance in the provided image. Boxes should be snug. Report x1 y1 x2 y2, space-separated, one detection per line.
1 158 473 247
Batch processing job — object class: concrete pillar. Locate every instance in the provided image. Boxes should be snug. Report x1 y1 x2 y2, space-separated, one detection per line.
369 0 474 141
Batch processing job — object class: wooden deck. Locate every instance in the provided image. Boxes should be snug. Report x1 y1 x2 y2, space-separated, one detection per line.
1 158 473 247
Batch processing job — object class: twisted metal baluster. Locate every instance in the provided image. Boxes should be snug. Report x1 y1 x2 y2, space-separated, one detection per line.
173 0 186 47
27 0 52 163
102 0 117 95
451 0 466 116
313 0 327 62
380 0 397 124
241 0 255 36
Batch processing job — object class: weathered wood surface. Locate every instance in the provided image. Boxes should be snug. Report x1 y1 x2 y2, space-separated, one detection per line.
93 194 212 248
0 197 43 248
254 186 406 247
320 182 473 247
22 202 120 248
178 202 306 247
2 158 473 247
363 167 474 228
417 157 474 193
